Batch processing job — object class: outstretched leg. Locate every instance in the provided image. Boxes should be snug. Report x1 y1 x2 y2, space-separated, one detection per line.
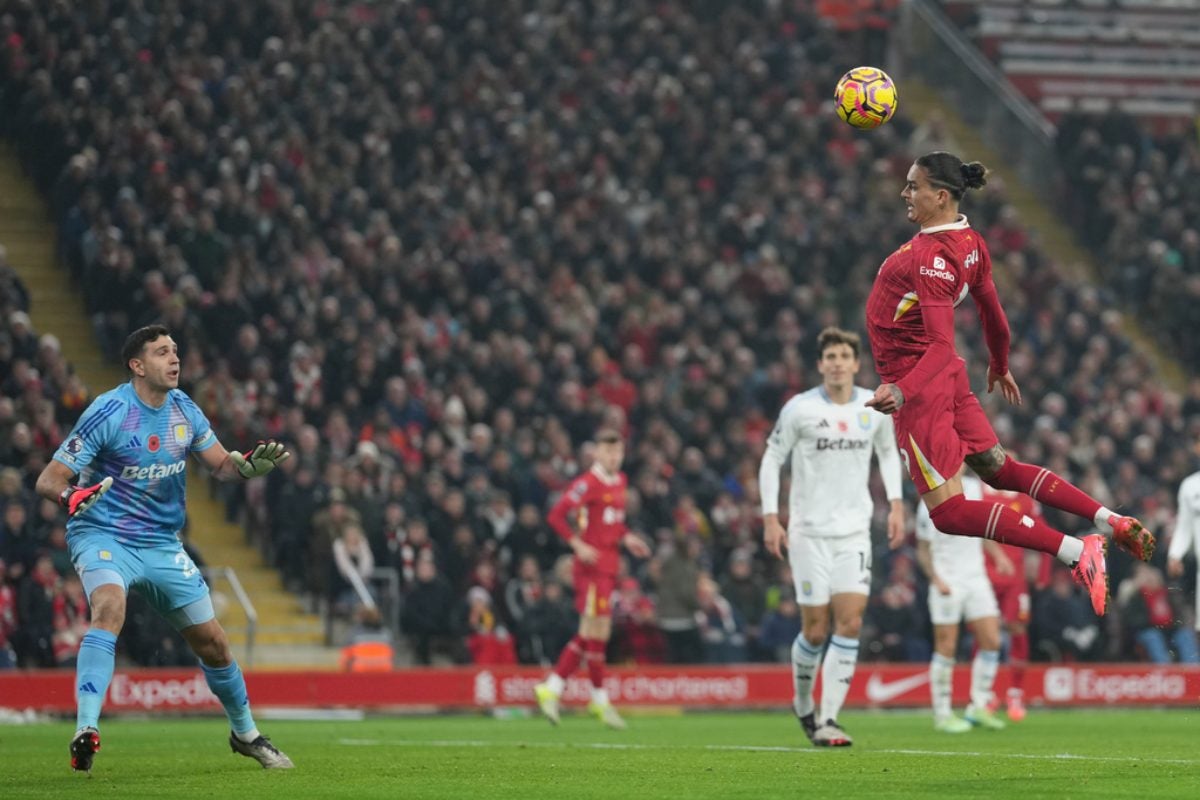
182 616 293 769
967 445 1153 561
928 493 1109 615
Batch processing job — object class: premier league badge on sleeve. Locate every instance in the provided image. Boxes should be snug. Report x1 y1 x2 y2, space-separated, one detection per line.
60 435 84 464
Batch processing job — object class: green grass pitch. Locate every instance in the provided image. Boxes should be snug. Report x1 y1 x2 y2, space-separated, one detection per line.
1 709 1198 799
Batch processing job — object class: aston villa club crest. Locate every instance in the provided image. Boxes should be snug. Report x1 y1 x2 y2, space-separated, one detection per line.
858 412 871 430
174 424 190 444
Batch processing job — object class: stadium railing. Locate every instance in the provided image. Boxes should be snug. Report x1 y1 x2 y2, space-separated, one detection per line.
900 0 1057 194
323 567 402 647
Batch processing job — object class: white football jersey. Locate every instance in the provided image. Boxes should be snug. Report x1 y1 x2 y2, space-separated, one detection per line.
916 475 987 583
1170 471 1200 631
759 385 903 539
1169 471 1200 563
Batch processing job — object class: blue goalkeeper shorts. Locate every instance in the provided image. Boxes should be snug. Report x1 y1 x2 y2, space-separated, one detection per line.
69 530 214 629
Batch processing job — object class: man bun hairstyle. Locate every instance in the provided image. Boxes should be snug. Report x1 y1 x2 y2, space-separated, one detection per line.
960 161 988 190
817 326 861 360
916 151 989 200
121 324 171 374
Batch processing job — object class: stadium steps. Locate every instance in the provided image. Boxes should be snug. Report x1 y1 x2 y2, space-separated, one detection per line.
902 80 1187 391
0 142 332 669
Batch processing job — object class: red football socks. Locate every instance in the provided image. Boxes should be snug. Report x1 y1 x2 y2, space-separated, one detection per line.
1009 631 1029 694
985 459 1102 523
584 638 607 688
553 636 584 680
929 494 1065 555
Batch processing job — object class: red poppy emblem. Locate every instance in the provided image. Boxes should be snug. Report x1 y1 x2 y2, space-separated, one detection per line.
148 434 160 452
837 421 849 433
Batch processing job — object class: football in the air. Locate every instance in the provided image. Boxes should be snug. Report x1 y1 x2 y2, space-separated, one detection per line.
834 66 898 130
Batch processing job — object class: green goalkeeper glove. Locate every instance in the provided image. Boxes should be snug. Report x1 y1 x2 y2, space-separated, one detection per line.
228 440 291 479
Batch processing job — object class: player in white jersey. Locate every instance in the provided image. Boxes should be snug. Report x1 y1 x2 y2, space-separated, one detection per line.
915 469 1006 733
1168 464 1200 636
760 327 905 747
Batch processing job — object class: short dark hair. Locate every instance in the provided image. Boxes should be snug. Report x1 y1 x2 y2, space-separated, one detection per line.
121 325 171 373
915 151 988 201
595 428 622 445
817 327 861 359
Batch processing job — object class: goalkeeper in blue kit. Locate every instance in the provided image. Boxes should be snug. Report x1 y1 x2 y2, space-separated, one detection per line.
36 325 294 772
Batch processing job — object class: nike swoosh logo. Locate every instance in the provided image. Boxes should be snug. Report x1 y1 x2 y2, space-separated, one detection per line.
865 671 929 703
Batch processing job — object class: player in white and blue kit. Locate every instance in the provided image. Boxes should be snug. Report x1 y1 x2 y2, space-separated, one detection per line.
36 325 293 772
758 327 906 747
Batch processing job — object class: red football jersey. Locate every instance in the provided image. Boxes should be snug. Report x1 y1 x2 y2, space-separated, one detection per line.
980 484 1053 588
547 467 628 576
865 217 996 383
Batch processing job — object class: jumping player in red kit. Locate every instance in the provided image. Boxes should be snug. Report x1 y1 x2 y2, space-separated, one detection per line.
864 151 1154 616
979 484 1052 721
534 429 651 729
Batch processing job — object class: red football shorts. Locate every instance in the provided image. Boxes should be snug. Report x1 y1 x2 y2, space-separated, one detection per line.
573 566 616 618
992 579 1031 625
893 358 999 494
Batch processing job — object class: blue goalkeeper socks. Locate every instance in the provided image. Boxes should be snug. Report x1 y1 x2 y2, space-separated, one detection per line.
201 660 258 737
76 629 118 730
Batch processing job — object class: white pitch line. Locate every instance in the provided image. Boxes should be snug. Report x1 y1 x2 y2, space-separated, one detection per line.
335 738 1200 766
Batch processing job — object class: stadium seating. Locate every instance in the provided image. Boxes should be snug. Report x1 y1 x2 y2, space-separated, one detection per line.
0 0 1194 669
941 0 1200 126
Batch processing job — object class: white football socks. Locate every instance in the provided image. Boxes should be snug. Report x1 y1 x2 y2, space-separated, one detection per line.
819 636 860 724
930 653 954 721
1056 536 1084 566
970 650 1000 710
791 634 822 717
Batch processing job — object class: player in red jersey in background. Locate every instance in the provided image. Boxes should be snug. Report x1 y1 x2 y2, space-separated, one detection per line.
980 484 1053 722
534 429 651 729
864 151 1154 616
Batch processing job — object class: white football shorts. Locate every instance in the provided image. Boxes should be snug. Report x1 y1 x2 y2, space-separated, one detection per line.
927 576 999 626
789 532 872 606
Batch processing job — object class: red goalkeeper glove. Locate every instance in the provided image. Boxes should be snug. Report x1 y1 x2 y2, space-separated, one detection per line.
58 476 114 517
228 440 291 479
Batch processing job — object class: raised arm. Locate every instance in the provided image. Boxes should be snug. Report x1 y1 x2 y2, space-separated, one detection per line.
195 439 290 482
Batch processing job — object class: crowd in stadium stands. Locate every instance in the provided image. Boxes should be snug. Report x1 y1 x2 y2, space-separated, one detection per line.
1056 111 1200 369
0 0 1197 672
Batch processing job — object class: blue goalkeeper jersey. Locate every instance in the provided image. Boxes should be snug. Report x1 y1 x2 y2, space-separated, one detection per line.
53 382 218 547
